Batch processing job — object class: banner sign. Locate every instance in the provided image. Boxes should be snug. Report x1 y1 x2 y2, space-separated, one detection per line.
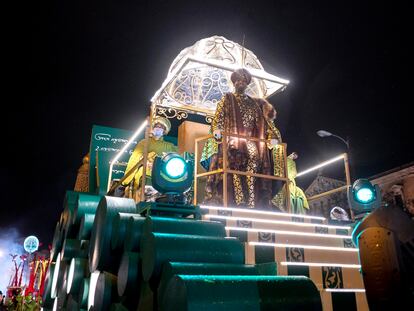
88 125 143 195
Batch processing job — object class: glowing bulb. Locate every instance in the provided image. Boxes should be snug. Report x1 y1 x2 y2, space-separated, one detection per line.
165 157 186 178
355 188 374 203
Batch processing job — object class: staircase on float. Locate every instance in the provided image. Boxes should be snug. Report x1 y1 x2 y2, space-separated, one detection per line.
201 205 369 311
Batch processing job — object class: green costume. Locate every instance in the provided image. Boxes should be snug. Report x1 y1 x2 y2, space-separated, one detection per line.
122 137 178 189
272 157 309 214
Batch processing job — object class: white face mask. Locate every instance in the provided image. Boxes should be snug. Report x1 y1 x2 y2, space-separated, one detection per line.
152 127 164 138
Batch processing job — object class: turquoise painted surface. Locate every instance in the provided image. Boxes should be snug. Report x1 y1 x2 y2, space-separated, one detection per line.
88 125 138 195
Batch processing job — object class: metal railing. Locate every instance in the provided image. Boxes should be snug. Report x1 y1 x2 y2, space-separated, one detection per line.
194 132 291 212
304 153 354 221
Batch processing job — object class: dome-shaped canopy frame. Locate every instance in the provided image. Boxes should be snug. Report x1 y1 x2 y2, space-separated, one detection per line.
151 36 289 117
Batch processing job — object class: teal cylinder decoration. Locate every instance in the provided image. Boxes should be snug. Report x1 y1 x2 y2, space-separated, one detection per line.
50 222 63 261
67 258 90 295
80 239 89 254
51 253 68 299
78 214 95 240
111 213 140 251
136 281 156 311
110 303 129 311
158 262 259 307
73 193 102 225
56 263 69 308
61 191 80 229
61 239 82 261
77 278 90 308
117 252 140 297
161 275 322 311
89 196 137 272
123 216 146 252
141 233 244 288
41 262 55 308
143 216 226 237
66 294 79 311
93 272 119 311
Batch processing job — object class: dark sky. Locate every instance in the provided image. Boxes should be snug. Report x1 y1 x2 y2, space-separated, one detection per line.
5 0 412 245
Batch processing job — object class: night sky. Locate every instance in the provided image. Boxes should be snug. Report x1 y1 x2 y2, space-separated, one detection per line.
5 0 412 246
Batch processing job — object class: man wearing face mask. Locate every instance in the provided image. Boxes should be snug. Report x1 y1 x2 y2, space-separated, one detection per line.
120 116 178 199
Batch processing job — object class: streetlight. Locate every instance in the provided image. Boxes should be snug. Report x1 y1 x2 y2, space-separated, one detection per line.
317 129 355 221
316 130 352 180
316 130 349 149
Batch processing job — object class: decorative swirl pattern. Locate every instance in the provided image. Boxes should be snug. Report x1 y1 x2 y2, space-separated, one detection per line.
157 107 188 120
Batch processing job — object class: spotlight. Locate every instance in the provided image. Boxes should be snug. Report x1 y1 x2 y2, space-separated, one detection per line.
164 156 186 179
348 179 381 215
151 152 193 197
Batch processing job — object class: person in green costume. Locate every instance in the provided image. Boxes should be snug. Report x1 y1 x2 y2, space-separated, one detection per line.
118 116 178 201
271 152 309 214
22 293 39 311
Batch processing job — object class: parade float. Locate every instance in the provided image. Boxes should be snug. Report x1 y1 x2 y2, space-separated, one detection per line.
41 36 374 311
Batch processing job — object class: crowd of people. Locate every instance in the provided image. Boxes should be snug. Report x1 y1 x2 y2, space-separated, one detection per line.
0 289 42 311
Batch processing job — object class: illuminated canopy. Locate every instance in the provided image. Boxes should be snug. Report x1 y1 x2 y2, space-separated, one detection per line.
151 35 289 116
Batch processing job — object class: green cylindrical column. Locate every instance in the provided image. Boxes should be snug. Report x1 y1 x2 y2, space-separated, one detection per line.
143 216 226 237
42 263 55 308
123 216 146 252
52 297 58 311
89 196 137 272
110 303 129 311
63 190 80 211
61 239 82 261
51 253 68 299
93 272 118 311
161 275 322 311
136 281 156 311
111 213 140 251
66 294 79 311
50 222 63 261
63 192 79 239
59 212 65 232
158 262 259 307
87 271 101 310
80 239 89 253
141 233 244 288
56 264 69 309
78 214 95 240
67 258 89 295
77 278 90 308
117 252 140 297
64 222 80 240
73 193 102 225
62 191 80 225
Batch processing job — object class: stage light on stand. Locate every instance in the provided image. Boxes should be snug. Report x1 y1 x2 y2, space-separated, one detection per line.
137 152 198 218
164 156 186 179
151 152 194 202
347 178 381 216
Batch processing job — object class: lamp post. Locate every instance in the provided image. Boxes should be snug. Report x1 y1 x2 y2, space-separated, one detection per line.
317 129 355 221
316 130 349 149
317 129 353 180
